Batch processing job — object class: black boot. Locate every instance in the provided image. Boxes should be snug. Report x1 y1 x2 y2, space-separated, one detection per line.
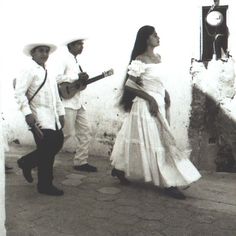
164 187 186 200
37 185 64 196
111 168 130 185
17 159 33 183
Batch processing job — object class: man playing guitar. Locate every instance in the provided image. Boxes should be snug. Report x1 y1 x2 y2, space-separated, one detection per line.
51 37 97 172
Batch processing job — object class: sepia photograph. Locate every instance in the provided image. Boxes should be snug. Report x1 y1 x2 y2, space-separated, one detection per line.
1 0 236 235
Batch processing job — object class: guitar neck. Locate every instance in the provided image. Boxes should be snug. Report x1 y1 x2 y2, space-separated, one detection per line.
85 74 105 85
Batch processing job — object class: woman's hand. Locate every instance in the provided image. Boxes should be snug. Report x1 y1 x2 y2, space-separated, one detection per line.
148 97 159 116
164 90 171 109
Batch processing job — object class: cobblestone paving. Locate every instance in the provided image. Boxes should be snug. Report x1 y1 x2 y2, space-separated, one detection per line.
5 145 236 236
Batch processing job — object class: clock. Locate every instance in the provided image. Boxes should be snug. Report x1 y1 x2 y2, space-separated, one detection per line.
206 10 224 26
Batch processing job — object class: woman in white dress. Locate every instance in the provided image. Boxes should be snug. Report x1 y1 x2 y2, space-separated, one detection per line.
110 25 201 199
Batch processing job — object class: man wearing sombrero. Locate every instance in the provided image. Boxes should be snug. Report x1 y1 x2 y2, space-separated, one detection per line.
52 37 97 172
14 42 65 196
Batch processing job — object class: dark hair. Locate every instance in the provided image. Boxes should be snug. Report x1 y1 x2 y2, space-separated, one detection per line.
119 25 155 112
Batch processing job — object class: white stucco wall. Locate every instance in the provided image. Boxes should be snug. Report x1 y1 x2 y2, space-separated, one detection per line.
0 1 236 234
1 0 236 157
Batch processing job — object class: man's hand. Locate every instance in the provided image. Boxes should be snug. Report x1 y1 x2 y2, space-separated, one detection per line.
79 72 89 81
25 114 44 140
32 124 44 140
25 114 36 127
59 115 65 128
78 72 89 90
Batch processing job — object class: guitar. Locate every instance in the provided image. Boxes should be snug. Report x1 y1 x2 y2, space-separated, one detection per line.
58 69 114 99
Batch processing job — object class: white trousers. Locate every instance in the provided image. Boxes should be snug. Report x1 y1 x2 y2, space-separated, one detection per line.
63 107 91 166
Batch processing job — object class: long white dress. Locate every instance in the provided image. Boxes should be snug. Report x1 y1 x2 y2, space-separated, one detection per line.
110 60 201 187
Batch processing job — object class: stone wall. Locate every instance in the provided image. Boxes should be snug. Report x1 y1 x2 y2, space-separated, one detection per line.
189 58 236 171
188 86 219 170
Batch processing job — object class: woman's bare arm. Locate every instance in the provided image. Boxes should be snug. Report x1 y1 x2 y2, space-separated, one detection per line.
125 85 158 116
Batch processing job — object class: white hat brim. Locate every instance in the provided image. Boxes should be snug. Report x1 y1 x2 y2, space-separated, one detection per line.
63 37 87 46
23 43 57 56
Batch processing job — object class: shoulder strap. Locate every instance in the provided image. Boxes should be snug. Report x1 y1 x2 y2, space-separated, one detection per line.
79 65 83 72
28 69 47 103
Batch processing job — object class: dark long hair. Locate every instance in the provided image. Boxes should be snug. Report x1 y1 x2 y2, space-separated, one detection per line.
119 25 155 112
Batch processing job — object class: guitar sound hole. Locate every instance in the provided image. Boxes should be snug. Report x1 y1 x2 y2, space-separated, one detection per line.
66 86 70 94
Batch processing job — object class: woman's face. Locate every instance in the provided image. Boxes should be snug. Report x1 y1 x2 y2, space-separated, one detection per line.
147 31 160 47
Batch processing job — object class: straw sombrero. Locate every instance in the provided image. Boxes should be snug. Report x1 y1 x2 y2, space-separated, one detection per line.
23 43 57 56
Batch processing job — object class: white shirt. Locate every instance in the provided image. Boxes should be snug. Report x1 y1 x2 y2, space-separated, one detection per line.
14 59 65 130
50 48 85 110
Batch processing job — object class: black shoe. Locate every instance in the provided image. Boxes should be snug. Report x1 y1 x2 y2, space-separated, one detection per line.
164 187 186 200
38 185 64 196
17 159 33 183
111 168 130 185
74 164 97 172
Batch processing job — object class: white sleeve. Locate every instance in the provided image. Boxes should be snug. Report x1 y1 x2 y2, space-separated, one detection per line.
53 79 65 116
53 58 77 84
55 60 71 84
14 69 33 116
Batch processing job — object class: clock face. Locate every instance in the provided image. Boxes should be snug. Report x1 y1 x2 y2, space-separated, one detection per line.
206 11 224 26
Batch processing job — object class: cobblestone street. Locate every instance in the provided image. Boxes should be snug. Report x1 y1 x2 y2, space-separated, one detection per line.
5 144 236 236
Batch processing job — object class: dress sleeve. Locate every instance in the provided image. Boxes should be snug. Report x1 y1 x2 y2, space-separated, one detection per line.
127 60 146 77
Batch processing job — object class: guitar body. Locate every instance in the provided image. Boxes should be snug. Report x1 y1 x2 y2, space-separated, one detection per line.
58 69 114 99
58 81 84 99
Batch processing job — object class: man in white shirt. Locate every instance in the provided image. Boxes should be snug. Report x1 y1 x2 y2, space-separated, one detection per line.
52 37 97 172
14 42 65 196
